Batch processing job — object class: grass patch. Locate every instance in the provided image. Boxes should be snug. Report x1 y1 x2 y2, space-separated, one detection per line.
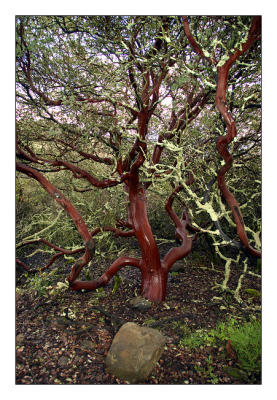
180 317 261 377
24 268 65 297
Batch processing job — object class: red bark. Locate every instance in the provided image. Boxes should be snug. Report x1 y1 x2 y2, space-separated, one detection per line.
215 17 261 257
127 171 165 301
16 163 92 243
16 162 95 281
69 172 197 302
90 226 135 238
182 17 217 65
69 257 141 290
163 181 198 272
16 259 31 272
17 156 195 301
183 16 261 258
121 169 197 301
16 99 200 302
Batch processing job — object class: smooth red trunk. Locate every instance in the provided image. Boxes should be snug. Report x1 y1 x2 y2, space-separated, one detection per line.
140 268 168 302
127 175 168 302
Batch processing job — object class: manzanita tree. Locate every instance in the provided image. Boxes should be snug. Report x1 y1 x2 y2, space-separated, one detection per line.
165 16 262 301
16 16 261 302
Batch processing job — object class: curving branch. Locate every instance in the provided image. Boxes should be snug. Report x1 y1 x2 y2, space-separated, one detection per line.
55 138 114 166
16 160 136 286
16 258 32 272
182 17 217 65
215 17 261 257
16 162 96 282
90 226 135 238
163 176 199 272
50 160 127 189
69 256 141 290
17 164 92 241
16 142 130 189
183 16 261 257
16 238 84 273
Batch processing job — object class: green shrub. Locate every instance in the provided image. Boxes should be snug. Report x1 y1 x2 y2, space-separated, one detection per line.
25 269 60 296
227 319 261 373
180 317 261 374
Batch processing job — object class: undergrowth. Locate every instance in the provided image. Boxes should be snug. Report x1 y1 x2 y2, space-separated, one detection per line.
180 316 261 381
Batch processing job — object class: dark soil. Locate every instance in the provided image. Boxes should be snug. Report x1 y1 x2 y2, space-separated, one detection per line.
16 251 261 385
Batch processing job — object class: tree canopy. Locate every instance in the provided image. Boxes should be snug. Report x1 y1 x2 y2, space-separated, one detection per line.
16 16 261 302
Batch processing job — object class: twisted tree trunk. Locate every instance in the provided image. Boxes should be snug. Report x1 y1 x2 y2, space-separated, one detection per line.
127 174 167 301
183 15 261 258
215 17 261 257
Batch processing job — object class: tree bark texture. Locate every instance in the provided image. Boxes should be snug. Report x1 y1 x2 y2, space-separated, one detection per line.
183 16 261 258
215 17 261 257
16 162 96 280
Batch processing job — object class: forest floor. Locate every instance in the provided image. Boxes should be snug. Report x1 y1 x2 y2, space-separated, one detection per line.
16 249 261 385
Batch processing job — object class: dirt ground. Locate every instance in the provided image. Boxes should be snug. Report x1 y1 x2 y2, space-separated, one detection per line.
16 252 261 385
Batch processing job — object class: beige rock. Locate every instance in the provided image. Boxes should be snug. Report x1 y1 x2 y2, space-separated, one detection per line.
58 356 69 367
16 333 25 345
106 322 166 383
129 296 152 310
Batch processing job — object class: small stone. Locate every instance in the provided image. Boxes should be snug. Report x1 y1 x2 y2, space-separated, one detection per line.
129 296 152 310
58 356 69 367
170 261 185 273
81 339 96 350
106 322 166 383
16 333 24 345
